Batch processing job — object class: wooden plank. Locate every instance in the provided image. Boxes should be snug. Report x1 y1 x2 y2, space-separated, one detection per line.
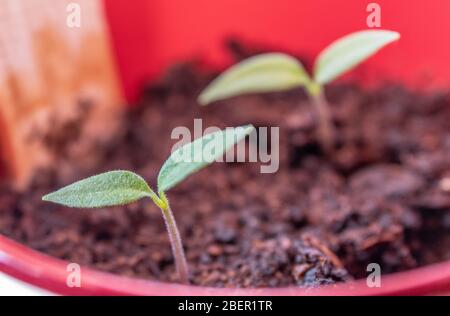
0 0 123 188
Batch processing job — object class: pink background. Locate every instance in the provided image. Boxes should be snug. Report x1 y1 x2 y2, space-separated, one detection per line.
103 0 450 101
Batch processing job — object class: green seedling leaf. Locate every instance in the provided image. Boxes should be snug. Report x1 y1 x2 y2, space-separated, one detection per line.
314 30 400 84
158 125 255 192
198 53 311 105
42 170 156 208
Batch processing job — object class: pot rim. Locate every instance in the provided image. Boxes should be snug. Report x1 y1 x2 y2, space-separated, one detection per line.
0 234 449 296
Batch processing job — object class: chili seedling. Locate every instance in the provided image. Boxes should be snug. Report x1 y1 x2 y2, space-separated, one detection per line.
42 125 255 284
198 30 400 151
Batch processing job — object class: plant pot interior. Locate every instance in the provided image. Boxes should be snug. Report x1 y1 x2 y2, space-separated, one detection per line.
0 42 449 288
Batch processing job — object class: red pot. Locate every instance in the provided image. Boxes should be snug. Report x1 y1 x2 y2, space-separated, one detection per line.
1 235 449 295
1 0 450 295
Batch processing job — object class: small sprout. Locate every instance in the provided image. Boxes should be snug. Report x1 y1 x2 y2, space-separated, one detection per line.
199 30 400 151
43 125 255 284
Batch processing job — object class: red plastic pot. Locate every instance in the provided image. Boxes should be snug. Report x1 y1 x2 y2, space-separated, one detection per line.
1 0 450 295
0 235 449 295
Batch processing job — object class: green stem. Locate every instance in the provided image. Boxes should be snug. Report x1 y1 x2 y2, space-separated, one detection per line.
158 196 190 284
307 84 334 152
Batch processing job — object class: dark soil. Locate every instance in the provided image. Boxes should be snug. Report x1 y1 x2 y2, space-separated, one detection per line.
1 44 450 288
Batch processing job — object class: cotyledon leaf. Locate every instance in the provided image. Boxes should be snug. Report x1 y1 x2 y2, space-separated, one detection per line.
158 125 256 192
314 30 400 85
42 170 157 208
198 53 311 105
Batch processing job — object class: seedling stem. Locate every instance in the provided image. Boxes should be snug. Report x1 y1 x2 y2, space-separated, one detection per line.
160 197 189 284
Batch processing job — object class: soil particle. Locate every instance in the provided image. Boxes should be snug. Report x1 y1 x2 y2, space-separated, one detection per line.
349 165 426 199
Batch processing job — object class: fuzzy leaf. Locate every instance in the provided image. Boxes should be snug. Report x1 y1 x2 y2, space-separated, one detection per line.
158 125 255 192
42 171 156 208
314 30 400 84
198 53 311 105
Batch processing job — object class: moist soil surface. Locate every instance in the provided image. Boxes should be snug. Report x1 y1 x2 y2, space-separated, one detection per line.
1 46 450 288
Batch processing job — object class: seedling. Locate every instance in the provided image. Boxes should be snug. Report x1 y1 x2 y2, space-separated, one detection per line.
198 30 400 151
42 125 255 284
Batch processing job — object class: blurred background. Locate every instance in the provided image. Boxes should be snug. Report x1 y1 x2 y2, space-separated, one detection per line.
1 0 450 186
105 0 450 100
